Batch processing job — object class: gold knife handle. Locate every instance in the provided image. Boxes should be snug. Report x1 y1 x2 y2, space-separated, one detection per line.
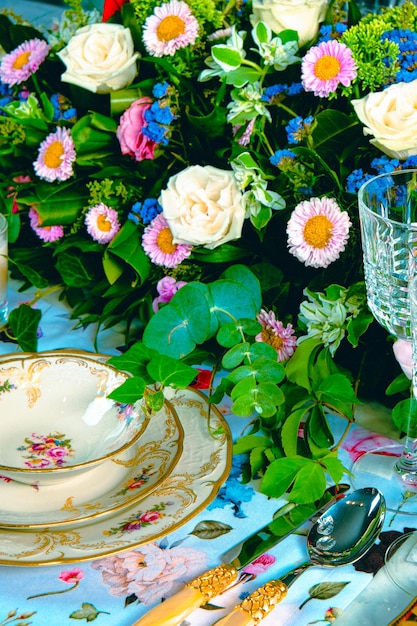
211 580 288 626
132 563 238 626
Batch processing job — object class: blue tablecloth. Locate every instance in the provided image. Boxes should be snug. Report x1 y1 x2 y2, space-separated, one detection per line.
0 280 414 626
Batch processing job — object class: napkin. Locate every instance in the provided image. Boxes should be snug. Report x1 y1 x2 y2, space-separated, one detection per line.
332 534 417 626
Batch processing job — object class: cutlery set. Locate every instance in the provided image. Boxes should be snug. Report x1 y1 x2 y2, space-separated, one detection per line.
134 485 386 626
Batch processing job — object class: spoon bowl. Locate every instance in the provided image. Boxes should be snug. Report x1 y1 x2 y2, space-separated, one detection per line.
307 486 386 567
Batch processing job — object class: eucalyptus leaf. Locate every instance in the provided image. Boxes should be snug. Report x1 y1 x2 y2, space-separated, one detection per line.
222 342 251 369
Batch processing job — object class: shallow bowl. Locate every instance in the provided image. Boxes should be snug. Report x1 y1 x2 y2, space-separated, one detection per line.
0 352 148 485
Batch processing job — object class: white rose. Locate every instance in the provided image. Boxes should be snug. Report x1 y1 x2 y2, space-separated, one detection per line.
58 23 138 94
160 165 246 250
250 0 328 47
352 79 417 160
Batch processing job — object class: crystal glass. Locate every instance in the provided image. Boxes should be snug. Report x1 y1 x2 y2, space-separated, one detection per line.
384 532 417 596
0 214 7 323
353 169 417 513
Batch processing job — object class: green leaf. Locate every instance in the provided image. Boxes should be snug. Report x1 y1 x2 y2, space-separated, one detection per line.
386 373 410 396
106 220 151 284
210 279 259 327
261 457 306 498
252 20 271 45
320 453 349 484
216 321 245 348
142 283 212 358
222 342 250 369
221 265 262 311
8 304 41 352
281 407 309 457
108 342 156 378
347 307 374 347
212 45 243 71
55 252 94 287
252 357 285 384
288 462 327 504
107 376 146 403
285 337 322 390
306 404 334 449
248 342 279 362
146 389 165 412
316 374 359 405
10 259 50 289
146 354 196 388
392 397 417 435
233 434 272 454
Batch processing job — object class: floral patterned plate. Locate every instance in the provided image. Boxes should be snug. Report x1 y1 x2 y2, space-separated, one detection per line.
0 392 183 529
0 386 232 565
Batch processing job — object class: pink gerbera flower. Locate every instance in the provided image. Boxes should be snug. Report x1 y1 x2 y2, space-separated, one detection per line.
29 207 64 242
85 203 120 244
142 213 192 268
33 127 76 183
143 0 199 57
301 40 357 98
0 39 50 86
287 197 351 268
255 309 297 362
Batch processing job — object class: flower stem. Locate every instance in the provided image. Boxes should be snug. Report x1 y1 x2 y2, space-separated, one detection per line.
27 581 79 600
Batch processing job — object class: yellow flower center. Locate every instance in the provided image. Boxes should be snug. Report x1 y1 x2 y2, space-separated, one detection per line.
12 51 30 70
156 16 185 42
156 227 177 253
303 215 333 249
43 141 64 169
97 215 112 232
261 328 284 352
314 55 341 81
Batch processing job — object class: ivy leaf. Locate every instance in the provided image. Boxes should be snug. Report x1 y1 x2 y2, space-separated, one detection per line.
8 304 41 352
107 376 146 403
70 602 105 621
56 252 94 287
146 354 196 388
190 520 233 540
108 343 156 378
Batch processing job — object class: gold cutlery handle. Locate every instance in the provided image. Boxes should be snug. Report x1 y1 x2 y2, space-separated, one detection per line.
132 563 238 626
212 580 288 626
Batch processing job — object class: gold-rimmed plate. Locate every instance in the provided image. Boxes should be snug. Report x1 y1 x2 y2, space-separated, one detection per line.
0 395 183 528
0 386 232 565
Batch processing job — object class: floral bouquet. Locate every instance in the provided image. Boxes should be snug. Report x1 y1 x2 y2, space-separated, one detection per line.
1 0 417 504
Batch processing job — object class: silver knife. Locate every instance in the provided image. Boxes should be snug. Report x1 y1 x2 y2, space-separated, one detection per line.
131 483 350 626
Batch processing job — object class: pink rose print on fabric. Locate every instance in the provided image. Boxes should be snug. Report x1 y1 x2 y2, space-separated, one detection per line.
91 541 208 605
342 427 400 463
28 568 85 599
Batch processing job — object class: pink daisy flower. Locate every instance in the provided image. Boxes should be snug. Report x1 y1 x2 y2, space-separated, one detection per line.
29 207 64 243
143 0 199 57
85 203 120 244
142 213 192 268
301 40 357 98
255 309 297 362
287 196 351 268
0 39 50 86
33 127 76 183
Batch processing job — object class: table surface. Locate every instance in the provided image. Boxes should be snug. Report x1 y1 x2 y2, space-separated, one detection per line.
0 280 415 626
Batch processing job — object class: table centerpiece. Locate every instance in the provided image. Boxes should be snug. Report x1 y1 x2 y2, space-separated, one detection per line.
0 0 416 506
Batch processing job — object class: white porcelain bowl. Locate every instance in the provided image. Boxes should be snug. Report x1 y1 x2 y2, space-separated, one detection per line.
0 352 149 485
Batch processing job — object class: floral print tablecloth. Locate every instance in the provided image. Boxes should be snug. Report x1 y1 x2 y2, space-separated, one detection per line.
0 281 415 626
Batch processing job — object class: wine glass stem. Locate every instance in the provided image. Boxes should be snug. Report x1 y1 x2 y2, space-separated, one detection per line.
395 273 417 485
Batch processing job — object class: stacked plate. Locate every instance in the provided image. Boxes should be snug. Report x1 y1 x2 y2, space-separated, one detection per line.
0 350 232 565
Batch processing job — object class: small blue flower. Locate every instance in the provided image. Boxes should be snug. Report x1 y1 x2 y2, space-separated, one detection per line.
153 81 170 99
346 169 372 194
130 198 163 225
370 156 399 173
270 149 296 167
262 83 288 102
286 115 314 145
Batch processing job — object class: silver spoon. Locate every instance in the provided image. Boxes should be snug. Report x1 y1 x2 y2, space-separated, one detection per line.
212 487 386 626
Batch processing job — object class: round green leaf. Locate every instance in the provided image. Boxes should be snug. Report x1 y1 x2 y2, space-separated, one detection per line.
222 342 251 369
